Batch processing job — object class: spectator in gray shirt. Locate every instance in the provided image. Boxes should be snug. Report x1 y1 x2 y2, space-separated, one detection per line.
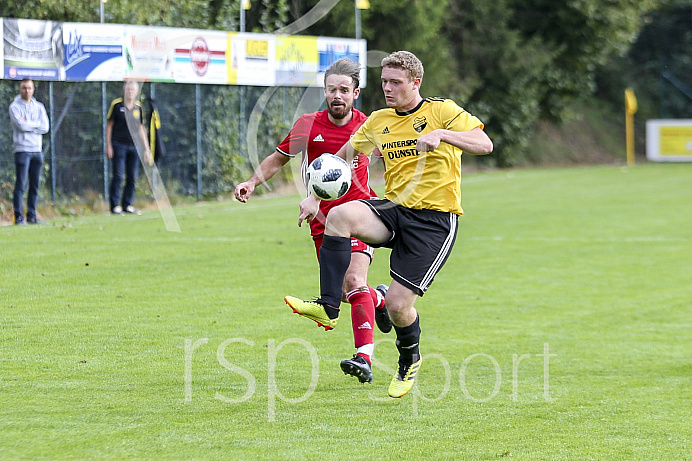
9 78 50 225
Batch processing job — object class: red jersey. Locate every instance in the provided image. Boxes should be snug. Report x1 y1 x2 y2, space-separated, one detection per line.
276 109 376 237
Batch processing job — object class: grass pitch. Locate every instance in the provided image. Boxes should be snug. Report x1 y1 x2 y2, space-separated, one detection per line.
1 163 690 460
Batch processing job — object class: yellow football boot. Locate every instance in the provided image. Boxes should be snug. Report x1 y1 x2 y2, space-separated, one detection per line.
284 296 338 331
388 357 422 398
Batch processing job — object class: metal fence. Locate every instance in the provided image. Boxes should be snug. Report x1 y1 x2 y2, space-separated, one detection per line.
0 80 324 214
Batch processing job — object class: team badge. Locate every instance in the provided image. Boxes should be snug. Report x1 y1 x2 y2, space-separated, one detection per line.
413 116 427 133
133 109 140 119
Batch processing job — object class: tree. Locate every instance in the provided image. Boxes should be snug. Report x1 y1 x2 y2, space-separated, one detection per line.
445 0 554 166
0 0 668 172
596 0 692 119
442 0 658 165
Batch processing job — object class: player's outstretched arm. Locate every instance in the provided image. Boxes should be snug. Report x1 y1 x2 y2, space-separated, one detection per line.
234 150 291 202
334 140 357 164
417 127 493 155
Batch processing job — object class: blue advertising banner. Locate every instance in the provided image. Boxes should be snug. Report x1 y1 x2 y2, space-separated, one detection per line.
63 23 125 81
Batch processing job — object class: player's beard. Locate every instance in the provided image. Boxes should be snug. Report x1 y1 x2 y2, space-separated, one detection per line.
328 102 351 120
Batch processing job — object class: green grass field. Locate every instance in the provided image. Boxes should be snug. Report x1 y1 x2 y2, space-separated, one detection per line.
1 163 690 460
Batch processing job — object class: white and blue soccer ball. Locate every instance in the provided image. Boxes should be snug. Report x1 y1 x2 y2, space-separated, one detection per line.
306 153 352 201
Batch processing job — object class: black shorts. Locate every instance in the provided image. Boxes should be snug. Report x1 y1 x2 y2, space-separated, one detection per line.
359 199 458 296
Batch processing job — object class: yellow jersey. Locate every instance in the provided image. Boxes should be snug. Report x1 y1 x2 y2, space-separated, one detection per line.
350 97 484 215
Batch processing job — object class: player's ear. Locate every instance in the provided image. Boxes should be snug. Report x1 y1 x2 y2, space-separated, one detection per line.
412 78 422 92
353 87 360 99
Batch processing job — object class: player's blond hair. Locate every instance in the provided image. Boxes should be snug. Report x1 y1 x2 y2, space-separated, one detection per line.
381 51 424 82
324 57 361 89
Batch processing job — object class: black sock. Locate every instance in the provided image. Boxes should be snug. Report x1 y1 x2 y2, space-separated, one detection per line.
318 235 351 317
394 315 421 364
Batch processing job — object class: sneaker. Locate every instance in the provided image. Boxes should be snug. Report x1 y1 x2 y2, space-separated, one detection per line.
112 205 123 215
125 205 142 215
340 355 373 383
284 296 337 331
375 284 393 333
14 215 26 225
26 217 44 224
388 357 422 398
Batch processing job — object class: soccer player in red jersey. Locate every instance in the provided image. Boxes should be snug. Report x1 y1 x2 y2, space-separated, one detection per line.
234 58 391 384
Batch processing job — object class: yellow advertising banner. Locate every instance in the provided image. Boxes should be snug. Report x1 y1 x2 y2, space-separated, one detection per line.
659 126 692 156
275 35 318 86
646 119 692 162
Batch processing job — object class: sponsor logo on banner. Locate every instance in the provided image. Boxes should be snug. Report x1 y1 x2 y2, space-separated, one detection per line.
190 37 210 76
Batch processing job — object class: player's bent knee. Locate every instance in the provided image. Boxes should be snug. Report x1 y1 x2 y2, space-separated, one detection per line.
343 273 367 292
383 296 415 320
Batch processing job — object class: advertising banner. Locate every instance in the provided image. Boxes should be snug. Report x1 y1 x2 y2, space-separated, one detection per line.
3 18 64 80
228 33 276 86
0 21 3 71
123 25 175 82
275 35 319 86
317 37 367 88
169 29 227 84
63 23 125 81
1 18 366 88
646 119 692 162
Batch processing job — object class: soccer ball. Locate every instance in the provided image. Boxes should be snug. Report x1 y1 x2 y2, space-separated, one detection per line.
306 153 352 201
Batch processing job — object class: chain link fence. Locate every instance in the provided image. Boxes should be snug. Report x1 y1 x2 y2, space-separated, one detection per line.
1 80 323 220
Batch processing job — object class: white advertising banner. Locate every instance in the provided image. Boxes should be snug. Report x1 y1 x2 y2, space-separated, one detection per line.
2 18 367 88
168 29 228 84
123 25 175 82
228 33 276 86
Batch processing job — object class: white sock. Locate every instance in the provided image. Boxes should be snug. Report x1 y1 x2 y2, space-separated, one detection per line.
374 288 385 309
357 343 374 360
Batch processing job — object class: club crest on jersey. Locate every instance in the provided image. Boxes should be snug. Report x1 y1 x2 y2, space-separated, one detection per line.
313 134 325 142
413 116 427 133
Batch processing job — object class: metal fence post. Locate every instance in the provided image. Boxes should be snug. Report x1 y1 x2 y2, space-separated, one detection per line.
240 85 246 163
102 82 108 203
196 84 202 201
49 81 56 204
150 83 157 192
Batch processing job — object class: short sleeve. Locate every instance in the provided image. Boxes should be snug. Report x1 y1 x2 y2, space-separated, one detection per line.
442 100 484 132
349 118 378 156
276 116 309 158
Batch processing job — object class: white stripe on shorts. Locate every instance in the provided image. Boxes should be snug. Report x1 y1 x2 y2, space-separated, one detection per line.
420 213 457 291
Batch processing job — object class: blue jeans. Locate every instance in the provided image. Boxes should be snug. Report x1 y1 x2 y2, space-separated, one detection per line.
109 143 140 211
14 151 44 221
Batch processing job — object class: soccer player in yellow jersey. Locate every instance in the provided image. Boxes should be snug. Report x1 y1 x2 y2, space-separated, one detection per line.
285 51 493 398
